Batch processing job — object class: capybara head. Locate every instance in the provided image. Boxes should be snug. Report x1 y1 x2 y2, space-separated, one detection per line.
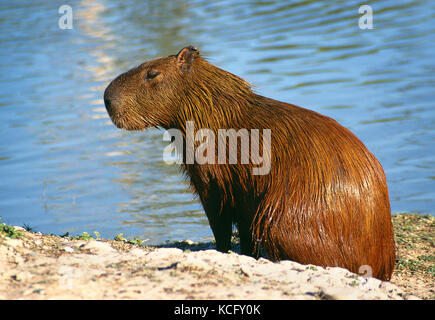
104 45 253 132
104 46 200 130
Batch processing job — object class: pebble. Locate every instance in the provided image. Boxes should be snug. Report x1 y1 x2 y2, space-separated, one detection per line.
80 240 117 254
320 287 361 300
63 246 74 253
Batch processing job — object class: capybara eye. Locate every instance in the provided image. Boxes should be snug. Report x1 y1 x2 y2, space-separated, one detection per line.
146 71 161 80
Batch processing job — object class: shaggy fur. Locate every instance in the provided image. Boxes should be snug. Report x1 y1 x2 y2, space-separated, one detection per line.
104 46 395 280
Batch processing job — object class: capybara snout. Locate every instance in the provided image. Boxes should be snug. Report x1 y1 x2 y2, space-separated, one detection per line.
103 80 119 118
104 46 396 281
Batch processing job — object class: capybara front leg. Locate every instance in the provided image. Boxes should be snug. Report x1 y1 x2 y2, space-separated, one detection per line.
236 219 255 257
205 207 233 253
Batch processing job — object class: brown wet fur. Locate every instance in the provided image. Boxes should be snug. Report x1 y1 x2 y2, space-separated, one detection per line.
104 46 396 280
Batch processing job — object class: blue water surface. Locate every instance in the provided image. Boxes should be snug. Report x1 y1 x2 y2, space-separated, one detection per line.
0 0 433 243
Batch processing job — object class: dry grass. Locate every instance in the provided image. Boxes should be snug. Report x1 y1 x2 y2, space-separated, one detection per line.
391 213 435 299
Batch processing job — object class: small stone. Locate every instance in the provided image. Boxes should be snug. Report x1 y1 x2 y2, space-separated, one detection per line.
128 248 147 257
380 281 398 293
320 287 361 300
4 238 22 247
63 246 74 253
177 256 210 271
80 241 117 254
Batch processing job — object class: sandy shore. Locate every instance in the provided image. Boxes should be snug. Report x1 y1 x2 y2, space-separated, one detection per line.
1 213 433 300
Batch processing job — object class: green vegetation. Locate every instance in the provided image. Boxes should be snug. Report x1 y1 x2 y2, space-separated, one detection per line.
114 233 147 246
73 231 93 241
114 233 127 242
306 265 318 271
0 223 23 239
393 213 435 277
391 213 434 299
69 230 146 246
23 223 34 232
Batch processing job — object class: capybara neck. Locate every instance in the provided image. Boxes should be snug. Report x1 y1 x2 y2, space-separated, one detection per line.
171 57 256 132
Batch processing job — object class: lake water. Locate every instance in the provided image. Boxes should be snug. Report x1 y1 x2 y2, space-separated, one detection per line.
0 0 433 244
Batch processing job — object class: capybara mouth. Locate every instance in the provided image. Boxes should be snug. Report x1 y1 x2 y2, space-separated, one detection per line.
107 109 149 131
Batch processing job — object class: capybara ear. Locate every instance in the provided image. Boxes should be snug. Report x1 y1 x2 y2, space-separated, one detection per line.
176 46 198 72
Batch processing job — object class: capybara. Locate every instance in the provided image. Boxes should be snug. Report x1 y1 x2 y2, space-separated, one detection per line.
104 46 395 280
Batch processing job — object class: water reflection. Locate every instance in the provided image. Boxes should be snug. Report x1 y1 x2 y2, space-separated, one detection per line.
0 0 433 244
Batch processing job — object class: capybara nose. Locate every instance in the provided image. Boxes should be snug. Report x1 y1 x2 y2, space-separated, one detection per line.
103 81 119 116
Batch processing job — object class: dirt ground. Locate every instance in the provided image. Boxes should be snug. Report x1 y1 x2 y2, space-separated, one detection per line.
0 213 433 300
